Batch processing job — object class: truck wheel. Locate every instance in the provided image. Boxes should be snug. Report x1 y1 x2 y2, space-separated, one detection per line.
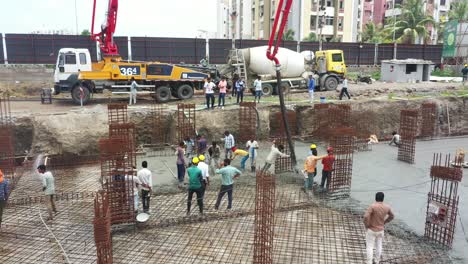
324 76 339 91
262 83 273 96
280 82 291 95
155 86 171 103
177 84 194 100
71 84 91 105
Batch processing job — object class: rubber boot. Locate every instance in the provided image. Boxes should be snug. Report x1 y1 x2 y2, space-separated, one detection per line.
251 166 256 173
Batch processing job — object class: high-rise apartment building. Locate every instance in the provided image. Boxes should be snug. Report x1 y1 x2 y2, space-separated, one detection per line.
301 0 362 42
217 0 253 39
362 0 387 26
384 0 452 44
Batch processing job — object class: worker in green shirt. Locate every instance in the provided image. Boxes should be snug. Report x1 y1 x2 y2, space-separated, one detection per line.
214 158 242 210
187 157 204 215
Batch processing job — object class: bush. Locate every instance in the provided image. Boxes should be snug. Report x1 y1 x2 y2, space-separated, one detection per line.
431 68 458 77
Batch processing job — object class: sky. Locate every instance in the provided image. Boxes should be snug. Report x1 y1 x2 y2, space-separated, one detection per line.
0 0 217 37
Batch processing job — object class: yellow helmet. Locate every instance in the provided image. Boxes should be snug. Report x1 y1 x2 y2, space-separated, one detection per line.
310 144 317 149
198 155 205 161
192 157 199 164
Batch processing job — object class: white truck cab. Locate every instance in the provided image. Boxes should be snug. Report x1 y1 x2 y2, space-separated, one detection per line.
53 48 92 94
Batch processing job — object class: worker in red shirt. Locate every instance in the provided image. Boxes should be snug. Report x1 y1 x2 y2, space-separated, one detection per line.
320 147 335 191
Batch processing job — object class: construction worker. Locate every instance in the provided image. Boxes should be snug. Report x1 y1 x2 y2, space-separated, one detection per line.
214 159 242 210
364 192 395 264
261 140 290 173
125 167 141 214
231 147 249 171
187 157 204 215
303 144 326 190
37 165 57 221
207 141 221 174
204 77 216 110
462 64 468 86
137 161 152 214
308 75 315 103
388 131 400 146
0 169 9 229
218 76 227 109
197 155 210 196
253 75 262 103
221 131 235 159
129 77 138 105
176 141 186 187
235 78 245 103
196 134 207 155
246 138 259 172
320 147 335 191
339 76 351 100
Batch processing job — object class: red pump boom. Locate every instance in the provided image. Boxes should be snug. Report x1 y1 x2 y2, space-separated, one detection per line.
91 0 119 56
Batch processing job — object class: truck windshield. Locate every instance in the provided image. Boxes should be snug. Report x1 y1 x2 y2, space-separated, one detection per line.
332 53 343 62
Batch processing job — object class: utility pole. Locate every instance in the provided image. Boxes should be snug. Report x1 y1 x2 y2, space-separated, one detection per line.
318 0 326 51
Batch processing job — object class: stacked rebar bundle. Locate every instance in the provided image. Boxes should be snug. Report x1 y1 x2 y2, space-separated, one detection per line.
0 93 16 190
152 103 168 145
273 137 294 173
107 103 128 124
176 104 196 143
424 153 463 248
398 109 419 164
253 170 276 264
94 191 112 264
238 102 257 145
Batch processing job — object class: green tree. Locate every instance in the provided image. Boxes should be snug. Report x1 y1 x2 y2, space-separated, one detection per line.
449 0 468 21
281 29 295 41
302 32 318 42
81 29 91 36
386 0 435 44
361 22 383 43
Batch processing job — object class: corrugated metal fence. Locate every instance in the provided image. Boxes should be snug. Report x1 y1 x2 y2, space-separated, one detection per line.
1 33 442 65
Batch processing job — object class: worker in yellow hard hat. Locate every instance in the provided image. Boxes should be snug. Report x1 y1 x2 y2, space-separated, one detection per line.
309 144 317 155
462 64 468 86
187 156 204 215
197 154 210 193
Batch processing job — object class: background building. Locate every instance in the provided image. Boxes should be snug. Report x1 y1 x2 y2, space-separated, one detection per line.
301 0 362 42
362 0 388 26
217 0 253 39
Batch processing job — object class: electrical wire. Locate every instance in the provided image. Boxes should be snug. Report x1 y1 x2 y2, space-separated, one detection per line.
37 206 71 264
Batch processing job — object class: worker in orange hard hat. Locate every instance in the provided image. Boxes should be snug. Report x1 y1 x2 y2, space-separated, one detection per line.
320 147 336 192
0 169 9 229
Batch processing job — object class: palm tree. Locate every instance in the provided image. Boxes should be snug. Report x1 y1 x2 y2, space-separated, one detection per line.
361 22 383 43
302 32 318 42
281 29 295 41
449 0 468 21
386 0 434 44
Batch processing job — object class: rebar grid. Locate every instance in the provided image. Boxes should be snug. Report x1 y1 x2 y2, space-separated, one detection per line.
107 103 128 124
109 122 137 152
99 138 135 225
420 102 437 139
328 128 355 196
177 104 196 143
0 93 12 125
424 153 463 248
94 191 112 264
270 111 298 138
253 170 275 264
1 167 451 264
311 104 330 140
273 137 294 173
351 110 376 152
238 102 257 144
47 154 101 170
398 109 419 164
151 103 169 145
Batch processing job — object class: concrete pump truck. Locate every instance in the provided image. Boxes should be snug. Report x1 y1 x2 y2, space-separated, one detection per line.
53 0 208 105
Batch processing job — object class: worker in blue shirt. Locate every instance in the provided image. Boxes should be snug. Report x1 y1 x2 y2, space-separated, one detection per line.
308 75 315 103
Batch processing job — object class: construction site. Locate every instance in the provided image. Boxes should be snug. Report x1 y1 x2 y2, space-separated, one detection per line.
1 0 468 263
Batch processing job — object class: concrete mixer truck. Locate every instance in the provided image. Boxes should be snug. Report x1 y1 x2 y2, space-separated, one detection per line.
226 46 346 96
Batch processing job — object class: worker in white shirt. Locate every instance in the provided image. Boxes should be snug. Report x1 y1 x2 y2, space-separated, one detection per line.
125 167 141 213
197 155 210 196
37 165 57 221
129 77 138 105
137 161 153 213
261 140 290 173
246 138 259 172
204 77 216 110
253 76 262 103
221 130 236 159
339 76 350 100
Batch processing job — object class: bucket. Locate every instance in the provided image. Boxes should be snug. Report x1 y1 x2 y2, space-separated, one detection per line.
320 97 326 103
